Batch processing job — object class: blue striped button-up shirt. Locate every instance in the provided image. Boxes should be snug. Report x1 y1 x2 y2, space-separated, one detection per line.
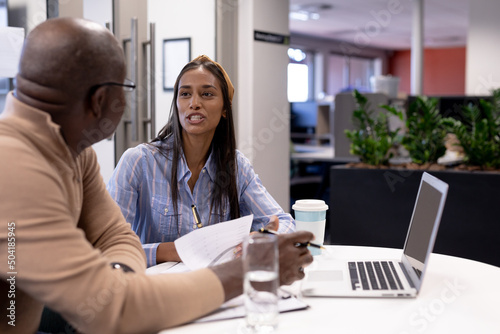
107 138 295 266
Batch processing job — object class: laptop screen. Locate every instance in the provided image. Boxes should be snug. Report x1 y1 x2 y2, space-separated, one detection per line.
402 173 448 286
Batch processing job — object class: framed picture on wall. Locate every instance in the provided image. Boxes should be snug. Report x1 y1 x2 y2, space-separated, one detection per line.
163 38 191 91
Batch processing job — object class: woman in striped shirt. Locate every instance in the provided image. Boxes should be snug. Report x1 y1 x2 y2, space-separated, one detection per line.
107 55 295 267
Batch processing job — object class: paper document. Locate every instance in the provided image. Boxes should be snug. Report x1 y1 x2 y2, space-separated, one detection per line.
145 261 188 275
148 215 309 323
174 214 253 270
195 294 309 323
146 262 309 322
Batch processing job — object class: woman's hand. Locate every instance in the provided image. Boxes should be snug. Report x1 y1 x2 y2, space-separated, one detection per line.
233 215 280 258
264 215 279 232
156 242 182 263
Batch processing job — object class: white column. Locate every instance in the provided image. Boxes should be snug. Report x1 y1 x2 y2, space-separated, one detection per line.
411 0 424 95
466 0 500 95
314 52 325 100
237 0 290 210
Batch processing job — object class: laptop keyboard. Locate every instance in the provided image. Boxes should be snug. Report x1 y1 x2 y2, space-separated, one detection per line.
348 261 404 291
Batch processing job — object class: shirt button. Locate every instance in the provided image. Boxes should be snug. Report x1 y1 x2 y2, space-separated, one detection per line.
202 169 206 173
193 224 197 229
164 208 168 214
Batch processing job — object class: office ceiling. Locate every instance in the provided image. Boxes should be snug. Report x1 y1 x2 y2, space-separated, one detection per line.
289 0 469 50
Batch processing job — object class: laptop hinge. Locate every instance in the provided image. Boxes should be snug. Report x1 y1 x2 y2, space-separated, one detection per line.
399 262 415 288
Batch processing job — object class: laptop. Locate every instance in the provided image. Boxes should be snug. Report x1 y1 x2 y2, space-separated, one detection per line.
302 172 449 298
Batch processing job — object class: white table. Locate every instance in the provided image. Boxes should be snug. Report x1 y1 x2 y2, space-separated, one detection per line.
159 245 500 334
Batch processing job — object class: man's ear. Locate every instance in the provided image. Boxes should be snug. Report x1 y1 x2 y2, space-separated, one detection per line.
88 87 106 119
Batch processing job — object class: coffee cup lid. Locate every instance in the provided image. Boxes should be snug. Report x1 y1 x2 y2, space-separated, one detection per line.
292 199 328 212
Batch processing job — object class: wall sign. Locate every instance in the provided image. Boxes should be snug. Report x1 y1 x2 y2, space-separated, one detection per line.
254 30 289 45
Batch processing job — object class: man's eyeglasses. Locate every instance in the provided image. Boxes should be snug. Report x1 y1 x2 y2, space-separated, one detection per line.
89 78 136 95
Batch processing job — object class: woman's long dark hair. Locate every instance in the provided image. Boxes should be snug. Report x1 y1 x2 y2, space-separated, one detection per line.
151 57 240 223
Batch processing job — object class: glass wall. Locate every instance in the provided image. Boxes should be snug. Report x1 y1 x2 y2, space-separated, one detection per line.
288 46 378 103
287 47 313 102
326 54 375 96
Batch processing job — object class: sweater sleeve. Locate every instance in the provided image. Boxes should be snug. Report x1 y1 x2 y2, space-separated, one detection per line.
0 143 225 334
79 148 146 272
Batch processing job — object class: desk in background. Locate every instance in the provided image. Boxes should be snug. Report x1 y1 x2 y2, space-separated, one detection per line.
290 144 358 192
290 145 357 243
158 245 500 334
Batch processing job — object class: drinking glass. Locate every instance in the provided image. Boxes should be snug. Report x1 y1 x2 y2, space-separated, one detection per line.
243 233 279 333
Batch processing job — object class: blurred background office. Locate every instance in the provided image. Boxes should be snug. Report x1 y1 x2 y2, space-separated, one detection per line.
1 0 500 218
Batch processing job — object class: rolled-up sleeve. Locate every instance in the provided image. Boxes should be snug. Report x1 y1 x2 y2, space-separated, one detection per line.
236 151 295 233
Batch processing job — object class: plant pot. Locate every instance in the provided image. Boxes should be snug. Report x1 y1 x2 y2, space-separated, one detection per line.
329 166 500 267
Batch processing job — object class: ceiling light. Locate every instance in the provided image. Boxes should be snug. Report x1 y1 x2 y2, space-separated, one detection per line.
288 48 307 62
289 10 321 21
289 3 332 21
290 11 310 21
310 12 320 20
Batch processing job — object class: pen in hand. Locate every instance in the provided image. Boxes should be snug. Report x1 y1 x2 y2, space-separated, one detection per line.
259 228 325 250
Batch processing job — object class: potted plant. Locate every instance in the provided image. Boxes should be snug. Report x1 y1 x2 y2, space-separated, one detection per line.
329 90 500 267
382 95 451 166
446 89 500 170
344 90 403 166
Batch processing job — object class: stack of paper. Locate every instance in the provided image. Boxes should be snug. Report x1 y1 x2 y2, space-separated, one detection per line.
174 214 253 270
146 214 309 322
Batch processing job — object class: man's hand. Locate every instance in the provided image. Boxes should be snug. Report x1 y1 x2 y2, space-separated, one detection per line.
277 230 314 285
210 230 314 301
257 216 314 285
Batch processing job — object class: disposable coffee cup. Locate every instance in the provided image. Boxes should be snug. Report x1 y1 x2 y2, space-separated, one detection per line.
292 199 328 255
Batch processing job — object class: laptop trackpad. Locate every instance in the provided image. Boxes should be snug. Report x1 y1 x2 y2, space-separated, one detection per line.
307 270 343 281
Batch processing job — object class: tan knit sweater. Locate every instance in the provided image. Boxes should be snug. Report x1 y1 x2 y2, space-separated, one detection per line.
0 92 224 334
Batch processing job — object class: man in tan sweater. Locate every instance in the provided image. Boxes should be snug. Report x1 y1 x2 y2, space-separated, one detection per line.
0 17 313 334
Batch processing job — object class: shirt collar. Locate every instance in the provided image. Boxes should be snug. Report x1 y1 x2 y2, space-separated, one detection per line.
203 149 217 181
176 144 217 183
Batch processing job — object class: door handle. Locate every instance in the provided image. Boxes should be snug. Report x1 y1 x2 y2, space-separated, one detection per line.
129 17 139 142
142 22 156 141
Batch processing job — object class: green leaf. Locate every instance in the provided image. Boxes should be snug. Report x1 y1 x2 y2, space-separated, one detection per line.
403 96 448 164
449 89 500 168
344 90 401 166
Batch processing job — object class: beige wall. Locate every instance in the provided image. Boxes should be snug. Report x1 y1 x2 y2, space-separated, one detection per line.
148 0 216 135
466 0 500 95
